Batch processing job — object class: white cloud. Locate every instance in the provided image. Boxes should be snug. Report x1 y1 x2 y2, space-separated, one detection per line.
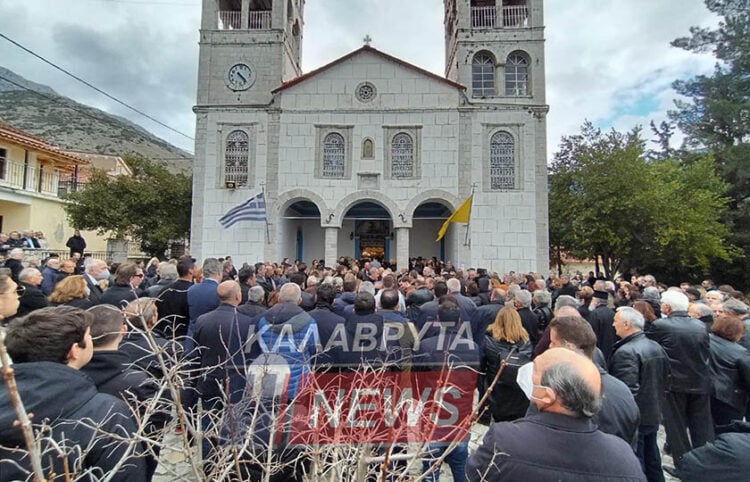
0 0 719 158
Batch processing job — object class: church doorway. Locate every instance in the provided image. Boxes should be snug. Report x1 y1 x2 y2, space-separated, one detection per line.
280 200 323 262
412 201 455 262
343 201 392 262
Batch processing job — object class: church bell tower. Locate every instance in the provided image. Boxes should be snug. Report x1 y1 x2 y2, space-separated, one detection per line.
196 0 304 106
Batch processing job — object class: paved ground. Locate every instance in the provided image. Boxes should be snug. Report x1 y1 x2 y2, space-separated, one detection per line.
154 421 681 481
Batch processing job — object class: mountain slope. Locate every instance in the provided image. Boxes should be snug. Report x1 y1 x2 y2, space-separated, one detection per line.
0 67 192 173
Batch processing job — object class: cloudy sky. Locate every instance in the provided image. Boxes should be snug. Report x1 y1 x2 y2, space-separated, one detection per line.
0 0 718 158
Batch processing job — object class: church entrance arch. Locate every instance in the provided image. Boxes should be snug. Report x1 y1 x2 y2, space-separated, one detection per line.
412 201 455 263
280 200 322 262
343 201 393 262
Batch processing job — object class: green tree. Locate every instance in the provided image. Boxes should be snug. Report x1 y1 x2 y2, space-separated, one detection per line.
670 0 750 289
63 154 192 258
549 122 731 282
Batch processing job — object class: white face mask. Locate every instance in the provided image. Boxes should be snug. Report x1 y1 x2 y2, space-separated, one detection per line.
516 362 535 400
84 286 91 297
96 269 110 281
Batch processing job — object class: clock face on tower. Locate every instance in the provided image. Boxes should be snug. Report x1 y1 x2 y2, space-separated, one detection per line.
227 63 254 91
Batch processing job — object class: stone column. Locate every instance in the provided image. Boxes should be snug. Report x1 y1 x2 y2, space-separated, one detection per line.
396 228 410 273
324 227 338 267
241 0 249 29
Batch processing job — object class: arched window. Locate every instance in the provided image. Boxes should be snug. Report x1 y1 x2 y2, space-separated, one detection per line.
224 129 249 186
490 131 515 190
505 53 529 96
472 52 495 97
322 132 345 178
391 132 414 178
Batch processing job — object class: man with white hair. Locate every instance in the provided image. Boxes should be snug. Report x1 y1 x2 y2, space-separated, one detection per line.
3 248 24 282
513 289 540 347
611 307 670 482
647 290 712 476
83 257 109 305
16 267 49 318
446 277 477 322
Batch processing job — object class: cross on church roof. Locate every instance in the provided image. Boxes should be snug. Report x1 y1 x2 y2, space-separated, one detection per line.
363 35 372 46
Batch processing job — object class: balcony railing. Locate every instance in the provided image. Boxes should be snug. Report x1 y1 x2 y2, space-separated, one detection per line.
471 5 529 29
218 10 272 30
218 10 241 30
249 10 271 29
0 157 61 197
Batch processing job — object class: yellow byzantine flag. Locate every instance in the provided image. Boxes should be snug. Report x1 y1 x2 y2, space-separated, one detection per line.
436 195 473 242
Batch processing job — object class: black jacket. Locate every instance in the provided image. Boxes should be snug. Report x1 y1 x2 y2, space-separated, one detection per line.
193 304 255 401
237 300 267 319
155 279 193 339
707 333 750 412
516 307 541 348
120 330 178 380
332 291 356 318
16 282 49 317
0 362 147 481
99 284 141 307
469 300 503 345
480 337 531 421
681 421 750 482
66 234 86 255
647 311 711 393
81 350 171 435
84 273 104 305
309 304 345 366
610 331 670 426
587 305 616 361
466 411 646 482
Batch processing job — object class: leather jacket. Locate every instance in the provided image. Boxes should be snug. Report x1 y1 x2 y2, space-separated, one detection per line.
708 333 750 412
646 311 710 393
610 331 670 425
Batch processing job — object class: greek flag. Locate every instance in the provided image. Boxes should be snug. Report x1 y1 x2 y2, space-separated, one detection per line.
219 192 266 228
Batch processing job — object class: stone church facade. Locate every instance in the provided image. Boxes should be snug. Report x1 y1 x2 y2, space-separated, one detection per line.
191 0 549 273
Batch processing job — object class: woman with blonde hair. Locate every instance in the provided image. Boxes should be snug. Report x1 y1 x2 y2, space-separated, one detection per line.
48 275 93 309
480 306 533 422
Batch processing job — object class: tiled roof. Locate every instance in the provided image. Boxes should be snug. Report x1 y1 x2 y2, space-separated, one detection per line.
0 122 89 166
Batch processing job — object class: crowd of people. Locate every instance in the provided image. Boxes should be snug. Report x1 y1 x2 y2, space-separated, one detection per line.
0 252 749 481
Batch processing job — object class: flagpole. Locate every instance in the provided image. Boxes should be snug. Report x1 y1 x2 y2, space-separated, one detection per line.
464 183 477 247
261 182 270 244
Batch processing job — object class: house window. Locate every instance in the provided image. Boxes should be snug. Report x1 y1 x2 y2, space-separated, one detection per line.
224 130 249 186
390 133 414 178
472 52 495 97
490 131 515 189
322 132 345 178
505 53 529 96
0 148 6 180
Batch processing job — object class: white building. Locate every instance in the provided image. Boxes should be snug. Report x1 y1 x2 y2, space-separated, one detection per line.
191 0 549 273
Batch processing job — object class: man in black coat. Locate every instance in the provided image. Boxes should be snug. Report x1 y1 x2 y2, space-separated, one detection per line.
332 274 357 317
646 289 713 474
587 290 616 361
470 287 506 345
15 267 49 318
308 282 344 366
467 348 645 481
238 285 268 318
513 289 541 348
65 229 86 257
681 421 750 482
545 315 640 449
192 281 255 463
100 262 143 307
156 256 194 339
121 297 180 380
611 306 671 482
414 280 448 329
2 248 24 283
0 306 147 481
82 305 171 480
